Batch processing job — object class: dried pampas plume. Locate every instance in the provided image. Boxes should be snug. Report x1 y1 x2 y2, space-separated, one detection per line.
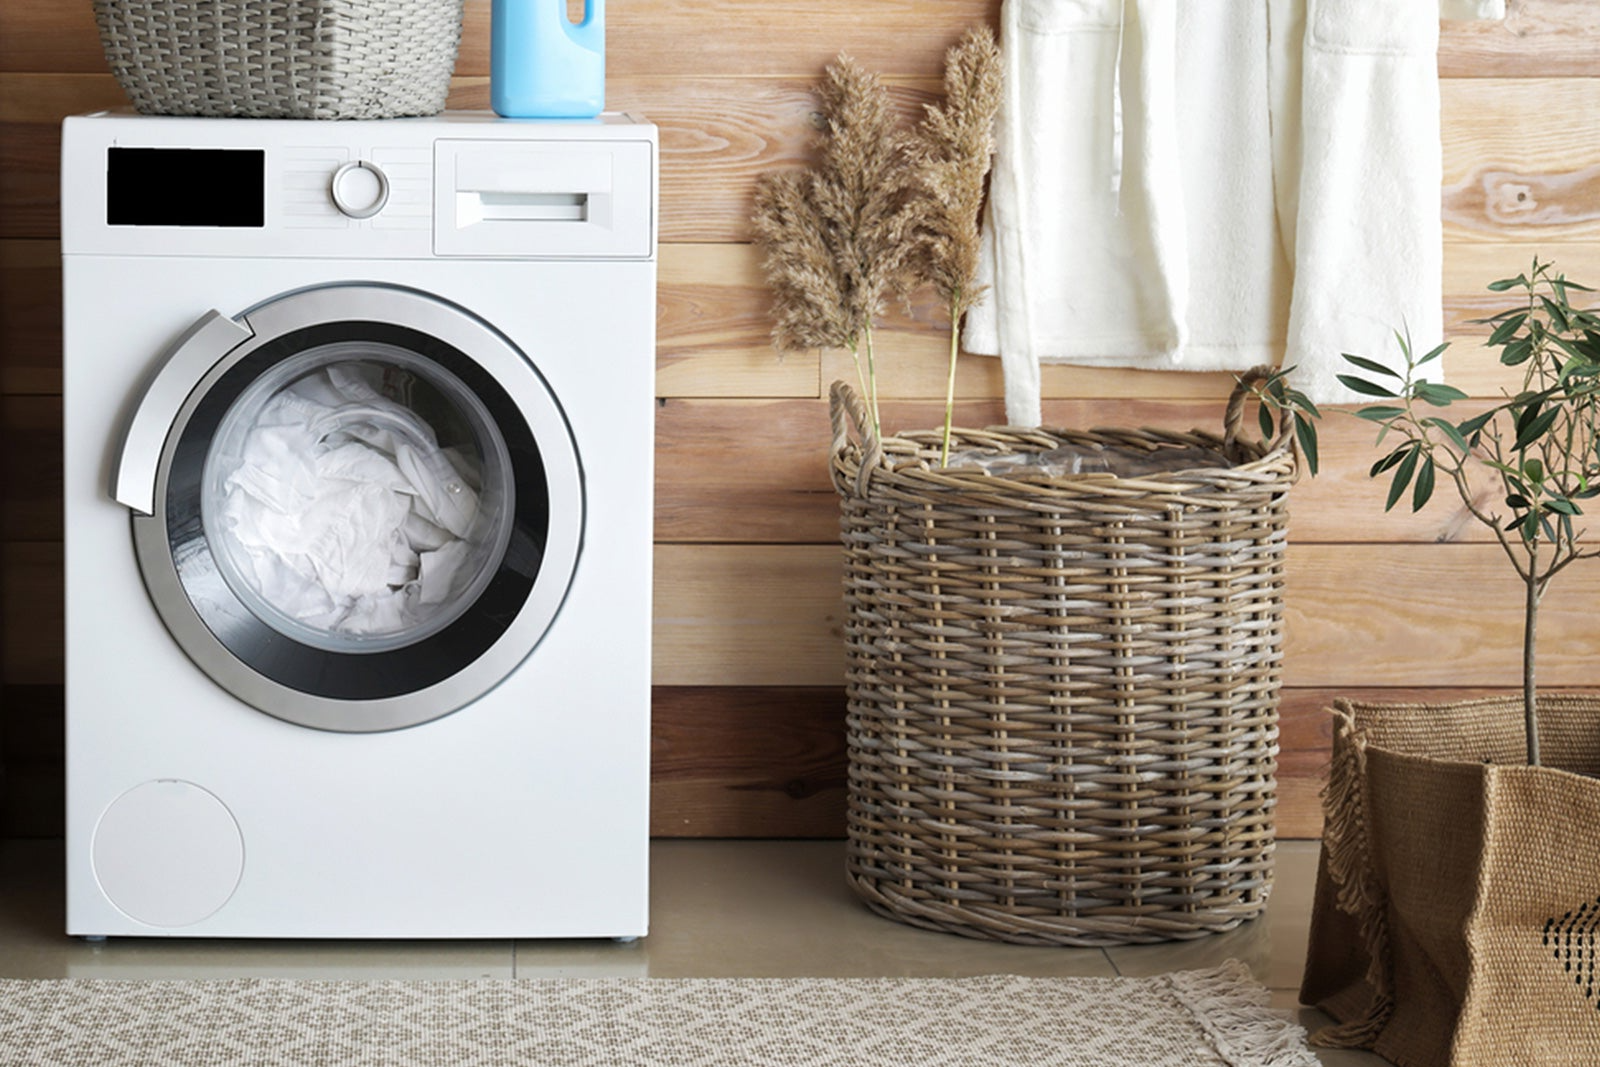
751 52 920 432
750 169 852 353
909 26 1002 464
912 26 1003 319
750 29 1003 448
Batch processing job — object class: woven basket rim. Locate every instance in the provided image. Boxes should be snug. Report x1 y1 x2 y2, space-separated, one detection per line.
839 423 1291 484
828 372 1301 497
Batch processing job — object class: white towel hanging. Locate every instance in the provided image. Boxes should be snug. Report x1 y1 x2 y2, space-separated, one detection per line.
965 0 1506 426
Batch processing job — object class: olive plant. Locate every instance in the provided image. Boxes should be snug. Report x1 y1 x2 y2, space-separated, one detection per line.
1339 260 1600 766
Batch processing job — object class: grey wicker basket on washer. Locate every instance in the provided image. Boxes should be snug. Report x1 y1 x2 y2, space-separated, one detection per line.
93 0 465 120
829 368 1300 946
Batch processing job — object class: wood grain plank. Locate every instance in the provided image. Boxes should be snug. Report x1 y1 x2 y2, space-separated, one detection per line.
13 540 1597 691
0 239 61 396
0 2 105 75
0 72 940 245
0 121 57 242
4 390 1506 548
682 543 1600 687
1 238 823 399
647 542 1600 689
653 544 845 687
0 542 61 685
655 396 1505 546
0 685 64 838
1287 545 1600 689
671 236 1600 400
656 243 821 398
0 0 1000 78
5 0 1595 79
10 73 1600 245
12 235 1600 402
4 66 858 239
6 680 1573 839
651 686 846 837
1444 78 1600 244
0 396 61 542
1438 0 1600 79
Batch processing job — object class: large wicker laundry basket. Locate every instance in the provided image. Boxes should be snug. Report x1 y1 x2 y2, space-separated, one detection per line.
830 370 1299 946
93 0 465 119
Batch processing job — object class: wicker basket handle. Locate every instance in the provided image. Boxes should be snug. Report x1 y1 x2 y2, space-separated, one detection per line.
829 380 884 482
1223 364 1295 460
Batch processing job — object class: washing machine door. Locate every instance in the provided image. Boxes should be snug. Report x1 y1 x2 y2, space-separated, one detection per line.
113 284 583 732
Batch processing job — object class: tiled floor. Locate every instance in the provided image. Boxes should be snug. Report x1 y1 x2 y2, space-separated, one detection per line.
0 837 1386 1064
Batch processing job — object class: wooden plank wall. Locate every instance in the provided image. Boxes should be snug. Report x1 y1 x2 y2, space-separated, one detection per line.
4 1 1600 839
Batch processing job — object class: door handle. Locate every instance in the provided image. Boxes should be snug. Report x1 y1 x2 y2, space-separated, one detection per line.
111 310 253 516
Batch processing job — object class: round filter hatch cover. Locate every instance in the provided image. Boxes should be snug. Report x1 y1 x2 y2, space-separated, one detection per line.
91 780 244 928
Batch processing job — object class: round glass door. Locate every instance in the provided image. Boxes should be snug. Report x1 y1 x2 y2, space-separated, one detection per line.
202 341 516 655
128 285 583 732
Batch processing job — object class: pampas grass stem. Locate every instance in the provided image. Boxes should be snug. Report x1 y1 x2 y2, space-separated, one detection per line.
941 290 961 466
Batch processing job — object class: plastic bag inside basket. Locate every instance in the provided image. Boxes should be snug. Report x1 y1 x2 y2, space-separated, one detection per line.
944 443 1231 479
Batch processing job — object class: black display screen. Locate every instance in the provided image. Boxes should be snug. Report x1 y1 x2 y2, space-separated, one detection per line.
107 147 266 227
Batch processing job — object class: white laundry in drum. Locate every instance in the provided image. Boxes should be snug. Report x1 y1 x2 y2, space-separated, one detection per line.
212 362 489 638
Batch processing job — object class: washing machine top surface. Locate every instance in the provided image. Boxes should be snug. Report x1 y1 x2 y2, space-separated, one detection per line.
61 109 658 262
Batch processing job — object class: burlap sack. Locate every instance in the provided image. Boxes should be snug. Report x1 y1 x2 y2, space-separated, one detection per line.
1301 696 1600 1067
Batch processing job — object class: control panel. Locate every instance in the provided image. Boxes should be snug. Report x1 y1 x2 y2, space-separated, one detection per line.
61 112 658 261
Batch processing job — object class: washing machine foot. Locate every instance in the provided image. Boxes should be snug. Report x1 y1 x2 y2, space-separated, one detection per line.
612 935 639 944
82 935 108 943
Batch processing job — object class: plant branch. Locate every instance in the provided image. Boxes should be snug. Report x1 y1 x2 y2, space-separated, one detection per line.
1340 257 1600 766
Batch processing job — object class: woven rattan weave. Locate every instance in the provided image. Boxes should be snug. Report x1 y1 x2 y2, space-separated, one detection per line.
93 0 464 119
830 371 1297 946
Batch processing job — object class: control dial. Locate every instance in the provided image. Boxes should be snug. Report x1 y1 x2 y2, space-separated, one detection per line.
330 160 390 219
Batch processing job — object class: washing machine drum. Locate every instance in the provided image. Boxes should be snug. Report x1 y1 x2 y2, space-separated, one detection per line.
113 285 584 732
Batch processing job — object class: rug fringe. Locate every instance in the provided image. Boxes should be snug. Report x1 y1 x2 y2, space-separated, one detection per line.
1166 960 1319 1067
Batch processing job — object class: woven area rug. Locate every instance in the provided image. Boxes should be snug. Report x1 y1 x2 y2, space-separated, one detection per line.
0 960 1316 1066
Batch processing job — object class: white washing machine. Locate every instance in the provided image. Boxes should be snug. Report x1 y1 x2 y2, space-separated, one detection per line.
60 112 655 939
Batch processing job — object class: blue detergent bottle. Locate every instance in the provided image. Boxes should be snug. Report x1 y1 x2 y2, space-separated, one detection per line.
491 0 605 119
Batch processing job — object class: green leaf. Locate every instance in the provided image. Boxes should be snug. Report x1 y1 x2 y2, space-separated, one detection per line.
1489 313 1529 346
1295 417 1320 477
1522 510 1541 542
1542 295 1572 332
1559 356 1600 384
1551 335 1587 362
1515 399 1544 435
1342 353 1404 379
1412 457 1436 512
1525 458 1546 483
1457 411 1496 436
1337 375 1401 399
1354 406 1406 422
1386 447 1420 512
1514 408 1560 451
1258 401 1275 442
1506 494 1530 509
1548 498 1581 516
1285 389 1322 419
1502 339 1535 366
1371 447 1410 477
1487 276 1525 292
1416 342 1449 367
1425 416 1472 455
1393 327 1414 362
1413 382 1470 407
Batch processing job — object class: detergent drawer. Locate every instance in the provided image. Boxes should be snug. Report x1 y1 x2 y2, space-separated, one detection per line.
433 138 654 259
